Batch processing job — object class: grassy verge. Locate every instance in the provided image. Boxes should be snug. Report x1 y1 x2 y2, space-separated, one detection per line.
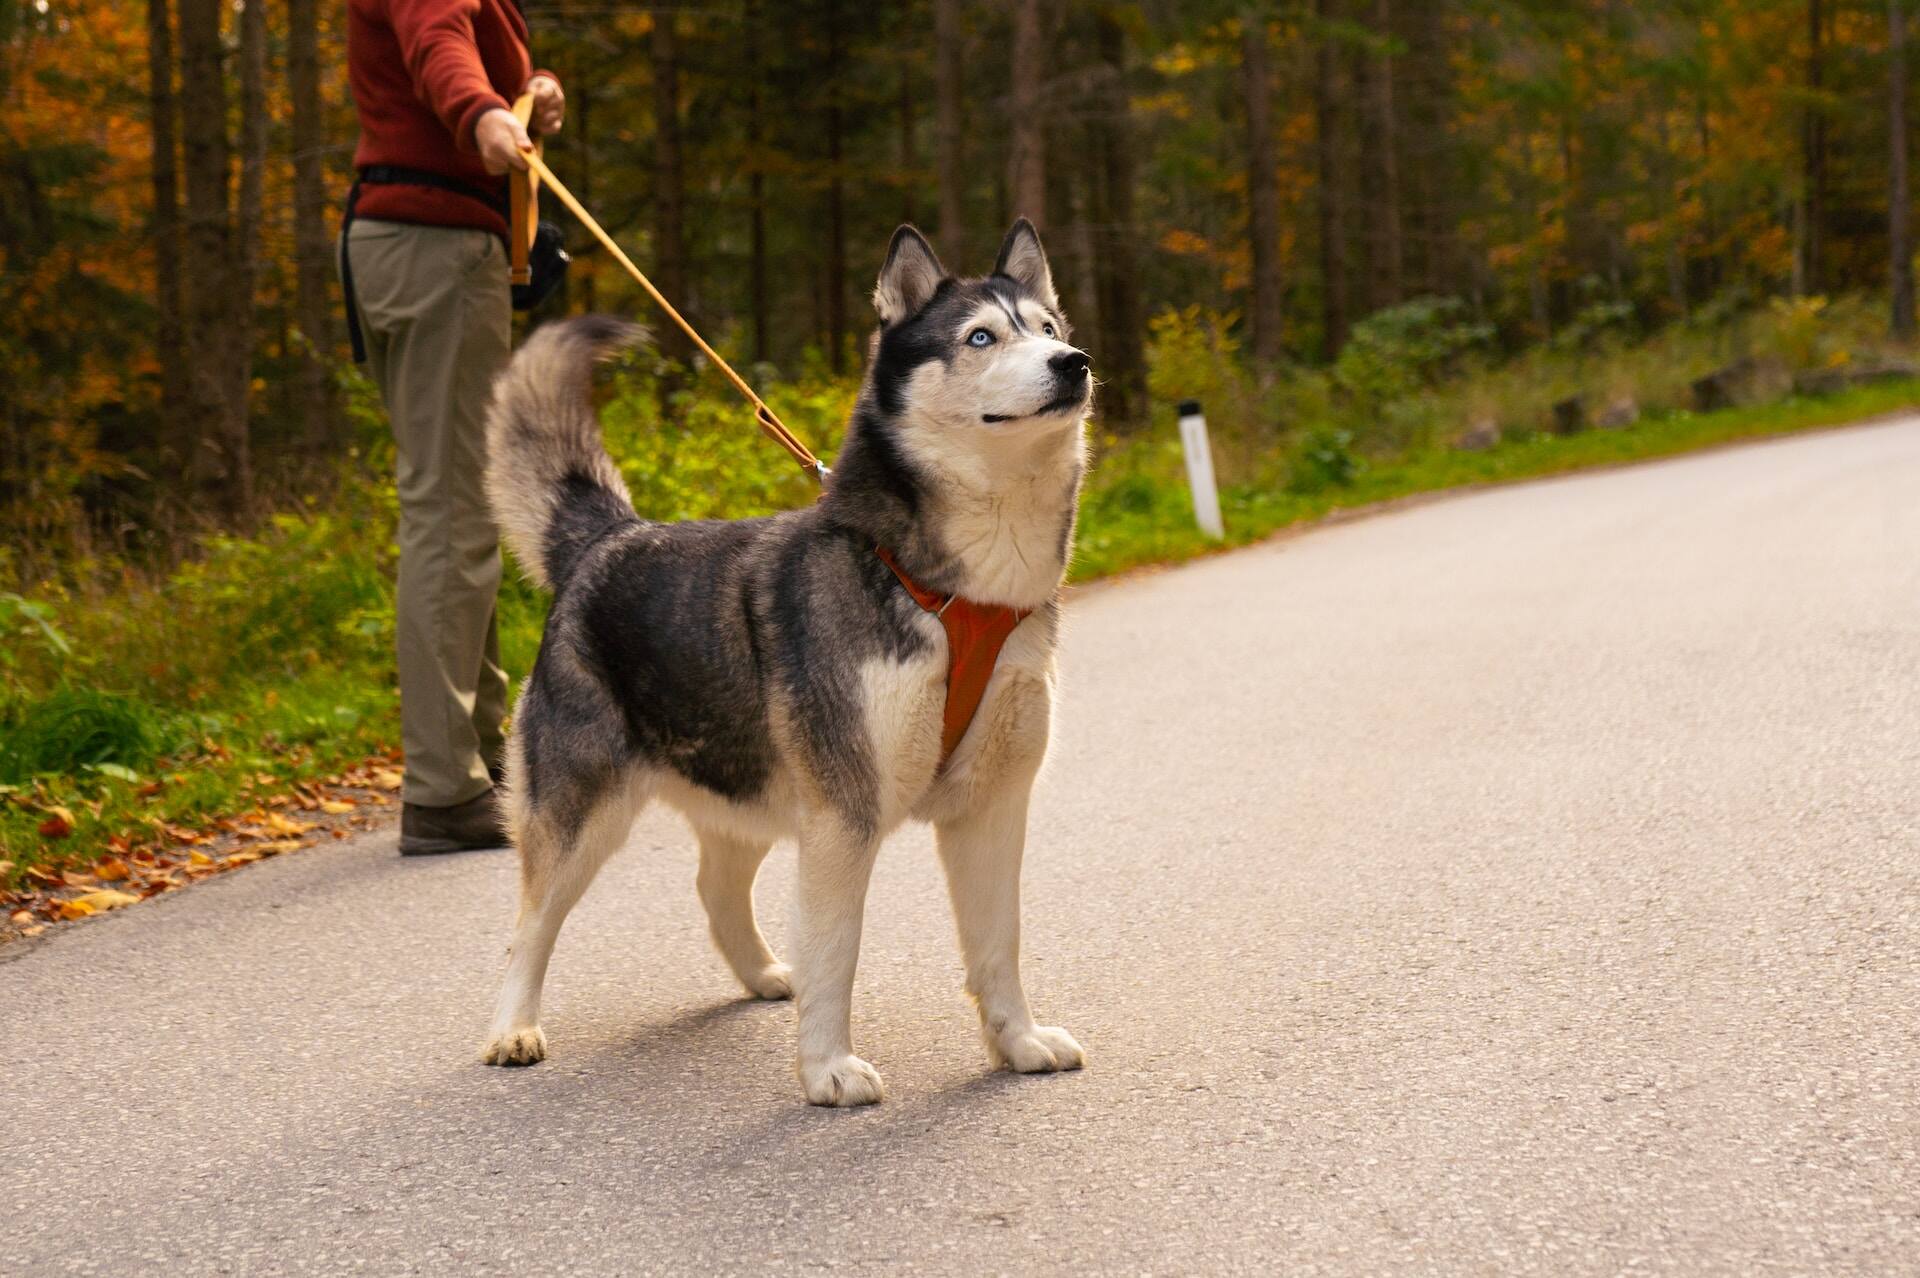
3 364 1918 895
1074 376 1920 581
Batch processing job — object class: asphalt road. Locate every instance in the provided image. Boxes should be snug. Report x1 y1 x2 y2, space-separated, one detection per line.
6 420 1919 1275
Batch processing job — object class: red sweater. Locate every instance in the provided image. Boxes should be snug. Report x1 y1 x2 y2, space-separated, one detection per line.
347 0 552 239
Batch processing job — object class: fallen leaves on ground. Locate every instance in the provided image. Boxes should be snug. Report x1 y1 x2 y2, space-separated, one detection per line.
1 751 408 944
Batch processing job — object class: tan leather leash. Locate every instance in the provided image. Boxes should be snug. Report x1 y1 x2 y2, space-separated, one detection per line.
508 92 828 483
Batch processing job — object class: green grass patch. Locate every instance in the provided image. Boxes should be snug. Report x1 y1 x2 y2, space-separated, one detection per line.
1073 378 1920 581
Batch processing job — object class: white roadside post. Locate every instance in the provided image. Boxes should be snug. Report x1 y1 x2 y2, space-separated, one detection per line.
1176 398 1225 540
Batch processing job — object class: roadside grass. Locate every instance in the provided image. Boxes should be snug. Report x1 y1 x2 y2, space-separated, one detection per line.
1074 377 1920 581
3 329 1918 891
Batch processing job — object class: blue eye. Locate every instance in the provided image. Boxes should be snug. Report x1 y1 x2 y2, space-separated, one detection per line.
1042 322 1056 338
968 328 995 347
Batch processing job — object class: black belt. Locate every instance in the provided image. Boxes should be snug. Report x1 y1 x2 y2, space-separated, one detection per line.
339 166 510 363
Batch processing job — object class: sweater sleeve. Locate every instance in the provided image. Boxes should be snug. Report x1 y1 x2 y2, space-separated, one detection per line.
387 0 509 152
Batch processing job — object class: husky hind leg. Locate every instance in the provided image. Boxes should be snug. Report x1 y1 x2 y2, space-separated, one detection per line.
694 828 791 1000
481 734 650 1066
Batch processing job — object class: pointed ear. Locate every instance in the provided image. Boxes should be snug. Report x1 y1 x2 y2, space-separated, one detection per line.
993 217 1059 310
872 225 947 325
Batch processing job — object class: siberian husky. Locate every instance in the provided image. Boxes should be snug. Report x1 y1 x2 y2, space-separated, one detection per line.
480 220 1090 1106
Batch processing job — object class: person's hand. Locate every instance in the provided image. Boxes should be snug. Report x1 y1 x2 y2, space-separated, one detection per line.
474 106 532 174
528 74 565 136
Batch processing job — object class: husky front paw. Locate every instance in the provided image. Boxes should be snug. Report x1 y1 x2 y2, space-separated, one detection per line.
744 962 794 1000
798 1054 886 1107
988 1024 1085 1074
480 1026 548 1066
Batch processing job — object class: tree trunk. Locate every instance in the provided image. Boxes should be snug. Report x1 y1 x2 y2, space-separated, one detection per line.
824 0 848 371
1520 126 1549 337
1893 0 1915 338
935 0 965 260
1654 111 1689 316
899 57 917 227
652 13 690 363
288 0 333 451
146 0 187 456
1397 0 1452 297
1241 8 1283 365
176 0 238 507
221 0 264 518
1088 7 1144 426
746 0 768 362
1008 0 1047 226
1798 0 1827 297
577 73 596 312
1357 0 1401 313
1314 0 1349 357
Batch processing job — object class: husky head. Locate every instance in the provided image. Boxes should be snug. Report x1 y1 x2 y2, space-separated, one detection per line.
866 220 1093 442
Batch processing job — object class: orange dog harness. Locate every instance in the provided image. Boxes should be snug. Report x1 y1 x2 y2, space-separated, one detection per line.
875 547 1030 768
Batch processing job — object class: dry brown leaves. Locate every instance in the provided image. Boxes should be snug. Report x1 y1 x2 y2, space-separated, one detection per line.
1 752 405 944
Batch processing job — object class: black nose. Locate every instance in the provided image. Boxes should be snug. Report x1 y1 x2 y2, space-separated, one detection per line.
1050 349 1091 378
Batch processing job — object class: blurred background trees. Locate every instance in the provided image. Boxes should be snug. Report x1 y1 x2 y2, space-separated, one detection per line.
3 0 1919 572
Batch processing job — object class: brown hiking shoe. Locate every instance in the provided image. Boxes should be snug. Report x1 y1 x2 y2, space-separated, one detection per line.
399 788 509 856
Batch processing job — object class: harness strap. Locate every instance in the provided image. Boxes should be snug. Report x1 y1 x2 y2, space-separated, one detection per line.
875 547 1030 769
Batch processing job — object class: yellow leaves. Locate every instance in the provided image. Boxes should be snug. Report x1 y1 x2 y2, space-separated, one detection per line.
264 812 315 837
223 850 263 867
55 890 138 920
0 860 13 878
370 768 403 792
75 889 138 912
188 851 213 866
319 800 355 815
94 857 130 882
9 910 31 926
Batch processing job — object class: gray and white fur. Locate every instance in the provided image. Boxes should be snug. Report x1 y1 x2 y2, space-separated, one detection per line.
480 220 1090 1106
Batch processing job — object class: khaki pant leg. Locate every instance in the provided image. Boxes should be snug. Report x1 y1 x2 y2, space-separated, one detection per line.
342 219 512 807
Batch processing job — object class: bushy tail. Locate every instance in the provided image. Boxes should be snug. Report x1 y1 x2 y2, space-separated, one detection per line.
486 315 647 591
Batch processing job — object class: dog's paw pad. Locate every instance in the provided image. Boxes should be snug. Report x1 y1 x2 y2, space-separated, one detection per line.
799 1054 885 1107
745 962 793 1001
992 1025 1085 1074
480 1027 547 1066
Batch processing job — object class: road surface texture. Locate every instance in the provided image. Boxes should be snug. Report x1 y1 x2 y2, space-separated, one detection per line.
6 419 1919 1275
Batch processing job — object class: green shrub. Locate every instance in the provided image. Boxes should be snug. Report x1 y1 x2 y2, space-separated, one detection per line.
1285 427 1361 494
1334 296 1493 410
0 686 187 783
1145 305 1260 441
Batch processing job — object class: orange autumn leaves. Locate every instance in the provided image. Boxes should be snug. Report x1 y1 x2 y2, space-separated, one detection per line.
2 760 404 940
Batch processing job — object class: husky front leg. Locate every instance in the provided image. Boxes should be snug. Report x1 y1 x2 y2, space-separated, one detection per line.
936 785 1084 1075
791 813 885 1106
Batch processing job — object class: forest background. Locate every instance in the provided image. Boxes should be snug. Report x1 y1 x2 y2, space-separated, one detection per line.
4 0 1920 884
